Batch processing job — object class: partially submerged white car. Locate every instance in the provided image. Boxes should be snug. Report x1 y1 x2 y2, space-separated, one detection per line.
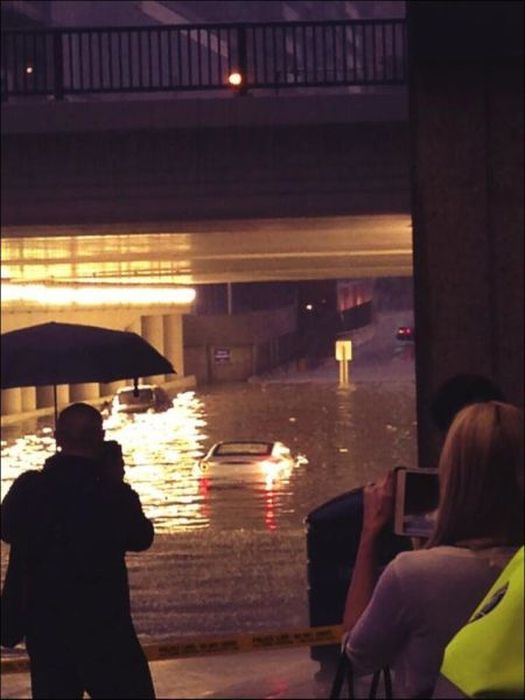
111 384 172 415
196 440 306 483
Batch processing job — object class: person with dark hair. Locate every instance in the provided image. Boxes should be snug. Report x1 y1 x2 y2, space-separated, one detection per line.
430 373 504 433
1 403 155 699
341 401 523 698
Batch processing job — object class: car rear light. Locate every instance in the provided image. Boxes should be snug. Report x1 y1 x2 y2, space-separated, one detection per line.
261 460 280 476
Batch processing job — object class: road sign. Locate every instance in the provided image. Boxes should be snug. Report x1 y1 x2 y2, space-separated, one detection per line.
335 340 352 385
335 340 352 362
213 348 231 363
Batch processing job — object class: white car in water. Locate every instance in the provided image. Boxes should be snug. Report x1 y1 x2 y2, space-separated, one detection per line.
196 440 306 483
111 384 172 415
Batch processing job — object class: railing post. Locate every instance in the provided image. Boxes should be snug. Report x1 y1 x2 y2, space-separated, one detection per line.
52 31 64 100
237 25 247 95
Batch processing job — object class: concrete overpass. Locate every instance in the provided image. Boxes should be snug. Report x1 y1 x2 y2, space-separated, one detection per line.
1 91 411 421
1 93 411 285
1 92 409 235
2 2 522 469
1 214 412 286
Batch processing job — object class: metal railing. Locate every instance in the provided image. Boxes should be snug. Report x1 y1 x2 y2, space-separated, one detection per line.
1 19 406 100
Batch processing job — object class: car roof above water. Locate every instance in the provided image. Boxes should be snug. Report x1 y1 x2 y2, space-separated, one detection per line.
117 384 158 394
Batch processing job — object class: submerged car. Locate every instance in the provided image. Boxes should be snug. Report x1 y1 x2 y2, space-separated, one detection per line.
197 440 305 483
111 384 172 415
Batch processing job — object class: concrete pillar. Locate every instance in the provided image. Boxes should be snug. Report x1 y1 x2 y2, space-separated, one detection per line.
407 1 524 466
163 314 184 380
36 385 54 409
100 379 126 400
127 317 142 336
142 314 165 384
226 283 234 315
21 387 37 412
1 388 22 416
36 385 70 411
56 385 70 411
122 316 145 385
69 383 100 402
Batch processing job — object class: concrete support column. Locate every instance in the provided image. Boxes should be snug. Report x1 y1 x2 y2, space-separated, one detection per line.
36 385 70 411
122 317 145 385
1 388 22 416
142 314 165 384
21 387 37 412
408 1 524 466
100 379 126 400
127 317 143 336
36 385 53 409
163 314 184 380
69 383 100 402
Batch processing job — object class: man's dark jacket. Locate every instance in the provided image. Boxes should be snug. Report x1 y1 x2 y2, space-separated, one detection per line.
1 453 154 645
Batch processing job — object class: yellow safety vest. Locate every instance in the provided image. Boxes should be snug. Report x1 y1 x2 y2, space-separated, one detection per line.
438 546 524 698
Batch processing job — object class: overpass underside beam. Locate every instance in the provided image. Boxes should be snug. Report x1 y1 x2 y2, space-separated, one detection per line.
1 214 413 286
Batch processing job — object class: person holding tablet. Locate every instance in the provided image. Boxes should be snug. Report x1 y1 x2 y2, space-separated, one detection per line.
341 400 523 699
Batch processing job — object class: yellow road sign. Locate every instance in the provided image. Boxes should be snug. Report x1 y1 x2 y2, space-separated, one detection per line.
335 339 352 361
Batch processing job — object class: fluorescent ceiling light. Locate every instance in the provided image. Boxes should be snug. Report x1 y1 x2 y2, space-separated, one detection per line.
1 283 196 307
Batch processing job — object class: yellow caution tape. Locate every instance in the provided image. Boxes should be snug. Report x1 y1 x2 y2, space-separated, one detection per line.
1 624 342 675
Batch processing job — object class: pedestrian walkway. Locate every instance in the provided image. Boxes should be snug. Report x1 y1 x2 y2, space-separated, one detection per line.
1 646 385 699
2 647 336 699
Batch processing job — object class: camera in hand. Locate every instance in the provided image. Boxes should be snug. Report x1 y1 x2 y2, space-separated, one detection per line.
394 467 439 538
100 440 125 482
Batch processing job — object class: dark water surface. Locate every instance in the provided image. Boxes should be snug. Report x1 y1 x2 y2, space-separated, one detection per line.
1 380 416 640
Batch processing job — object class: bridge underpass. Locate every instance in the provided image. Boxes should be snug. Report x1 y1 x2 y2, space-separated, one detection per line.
2 2 521 480
1 70 411 421
1 212 412 421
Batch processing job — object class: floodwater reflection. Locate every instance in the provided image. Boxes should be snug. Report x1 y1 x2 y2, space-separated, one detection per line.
1 391 212 533
1 383 417 536
104 391 211 531
1 381 417 640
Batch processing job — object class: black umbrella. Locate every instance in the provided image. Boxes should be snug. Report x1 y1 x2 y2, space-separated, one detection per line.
1 321 176 424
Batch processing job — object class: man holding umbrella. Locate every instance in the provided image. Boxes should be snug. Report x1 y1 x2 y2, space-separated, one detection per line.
1 402 156 699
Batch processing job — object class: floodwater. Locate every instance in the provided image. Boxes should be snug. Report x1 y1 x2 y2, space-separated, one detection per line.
1 377 416 643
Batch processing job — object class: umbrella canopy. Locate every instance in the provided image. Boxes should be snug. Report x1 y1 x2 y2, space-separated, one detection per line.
1 321 175 390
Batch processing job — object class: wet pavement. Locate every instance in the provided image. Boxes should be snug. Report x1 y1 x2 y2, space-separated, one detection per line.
3 646 388 699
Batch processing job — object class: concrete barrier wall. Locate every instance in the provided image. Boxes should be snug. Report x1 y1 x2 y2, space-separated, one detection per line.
183 305 297 346
184 305 297 384
1 117 409 226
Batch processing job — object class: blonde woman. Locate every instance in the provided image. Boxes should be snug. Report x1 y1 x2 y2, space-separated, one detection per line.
342 401 523 698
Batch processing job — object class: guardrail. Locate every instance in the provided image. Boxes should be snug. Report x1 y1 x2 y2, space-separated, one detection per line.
1 18 406 99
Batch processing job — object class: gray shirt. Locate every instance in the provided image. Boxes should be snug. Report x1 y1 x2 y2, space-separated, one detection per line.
345 545 516 698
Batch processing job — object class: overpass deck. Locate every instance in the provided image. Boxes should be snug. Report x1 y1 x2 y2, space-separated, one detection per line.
2 214 412 289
